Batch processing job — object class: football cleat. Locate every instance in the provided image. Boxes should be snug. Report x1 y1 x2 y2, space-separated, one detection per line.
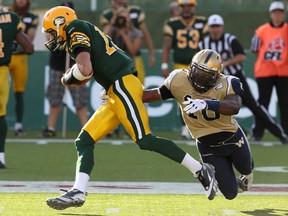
42 128 56 138
195 163 218 200
15 129 25 137
46 189 86 210
0 161 6 169
237 173 253 193
280 135 288 145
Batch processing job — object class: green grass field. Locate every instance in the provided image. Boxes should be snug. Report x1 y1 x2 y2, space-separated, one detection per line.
1 193 288 216
1 130 288 215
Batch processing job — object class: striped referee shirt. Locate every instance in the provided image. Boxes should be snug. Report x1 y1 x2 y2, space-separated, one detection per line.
198 33 245 75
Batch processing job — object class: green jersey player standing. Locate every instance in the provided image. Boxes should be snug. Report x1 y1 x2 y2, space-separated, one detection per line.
0 5 34 168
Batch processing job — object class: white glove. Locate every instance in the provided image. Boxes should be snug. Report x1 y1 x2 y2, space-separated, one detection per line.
100 89 109 105
182 98 207 114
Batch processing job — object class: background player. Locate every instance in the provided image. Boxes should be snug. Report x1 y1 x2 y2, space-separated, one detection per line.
9 0 38 136
0 3 34 168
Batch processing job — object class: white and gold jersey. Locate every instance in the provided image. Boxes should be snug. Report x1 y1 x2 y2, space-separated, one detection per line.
164 69 241 139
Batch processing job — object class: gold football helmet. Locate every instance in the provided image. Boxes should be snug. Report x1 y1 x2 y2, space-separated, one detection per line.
177 0 197 18
42 6 77 51
188 49 223 93
177 0 197 5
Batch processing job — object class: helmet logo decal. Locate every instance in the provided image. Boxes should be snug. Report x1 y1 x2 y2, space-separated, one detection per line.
54 16 66 27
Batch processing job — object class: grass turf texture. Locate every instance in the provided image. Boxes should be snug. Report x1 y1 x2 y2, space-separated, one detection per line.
2 130 288 215
2 139 288 183
1 193 288 216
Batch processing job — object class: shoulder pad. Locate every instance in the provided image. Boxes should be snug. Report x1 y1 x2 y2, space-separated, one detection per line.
165 69 182 89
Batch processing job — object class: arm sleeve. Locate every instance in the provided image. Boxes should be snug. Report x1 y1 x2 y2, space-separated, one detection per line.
231 78 244 96
159 85 174 100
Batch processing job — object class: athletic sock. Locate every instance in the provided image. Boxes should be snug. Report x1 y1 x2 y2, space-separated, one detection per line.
181 153 202 174
0 152 5 164
14 122 23 130
0 116 7 153
72 172 90 193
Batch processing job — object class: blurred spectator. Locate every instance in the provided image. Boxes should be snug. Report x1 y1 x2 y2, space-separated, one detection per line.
0 4 34 168
169 1 180 17
100 0 155 86
251 1 288 141
199 14 288 144
110 7 143 71
41 1 89 138
162 0 208 139
9 0 38 136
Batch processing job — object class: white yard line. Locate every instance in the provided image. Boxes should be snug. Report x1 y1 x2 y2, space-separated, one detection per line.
0 181 288 195
6 138 284 146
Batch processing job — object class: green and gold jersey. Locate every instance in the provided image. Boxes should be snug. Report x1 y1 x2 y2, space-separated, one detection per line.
66 19 137 90
163 16 208 65
0 11 21 66
12 12 38 54
164 69 240 139
99 5 145 29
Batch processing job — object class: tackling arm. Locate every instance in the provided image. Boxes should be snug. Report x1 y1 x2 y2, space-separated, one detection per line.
142 88 162 103
217 94 242 115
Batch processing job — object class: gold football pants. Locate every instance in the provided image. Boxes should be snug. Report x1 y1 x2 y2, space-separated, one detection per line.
0 66 9 116
83 74 151 142
9 54 28 92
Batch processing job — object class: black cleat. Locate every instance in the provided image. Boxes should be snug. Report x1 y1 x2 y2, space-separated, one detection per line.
195 163 218 200
42 128 56 138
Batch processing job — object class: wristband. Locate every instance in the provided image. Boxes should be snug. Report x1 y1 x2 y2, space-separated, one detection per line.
161 63 168 70
71 64 92 81
205 100 220 112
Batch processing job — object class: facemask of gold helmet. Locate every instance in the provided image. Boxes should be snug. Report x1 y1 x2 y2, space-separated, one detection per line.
188 49 223 93
42 6 77 51
178 0 197 18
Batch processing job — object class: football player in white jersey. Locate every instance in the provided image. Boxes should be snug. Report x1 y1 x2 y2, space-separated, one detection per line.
143 49 253 200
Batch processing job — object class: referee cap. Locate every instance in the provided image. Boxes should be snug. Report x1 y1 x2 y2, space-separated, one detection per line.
269 1 285 12
208 14 224 26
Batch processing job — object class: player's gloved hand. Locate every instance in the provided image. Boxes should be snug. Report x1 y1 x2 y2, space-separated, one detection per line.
182 98 207 114
100 89 109 105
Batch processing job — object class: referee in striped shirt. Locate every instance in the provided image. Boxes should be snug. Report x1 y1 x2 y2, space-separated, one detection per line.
198 14 288 144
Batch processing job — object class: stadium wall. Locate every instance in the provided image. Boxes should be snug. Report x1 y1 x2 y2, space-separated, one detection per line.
6 50 281 133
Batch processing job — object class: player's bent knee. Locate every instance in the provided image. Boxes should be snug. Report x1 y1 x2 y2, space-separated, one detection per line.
136 134 155 151
223 192 237 200
75 130 95 151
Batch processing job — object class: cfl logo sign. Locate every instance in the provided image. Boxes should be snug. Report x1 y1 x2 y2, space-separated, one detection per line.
264 51 282 60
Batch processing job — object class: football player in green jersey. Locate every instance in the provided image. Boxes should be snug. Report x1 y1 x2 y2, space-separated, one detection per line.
161 0 208 140
42 6 218 210
9 0 39 136
0 4 34 168
143 49 254 199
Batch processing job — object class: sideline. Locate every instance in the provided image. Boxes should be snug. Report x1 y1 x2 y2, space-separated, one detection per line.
0 181 288 195
6 138 284 146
